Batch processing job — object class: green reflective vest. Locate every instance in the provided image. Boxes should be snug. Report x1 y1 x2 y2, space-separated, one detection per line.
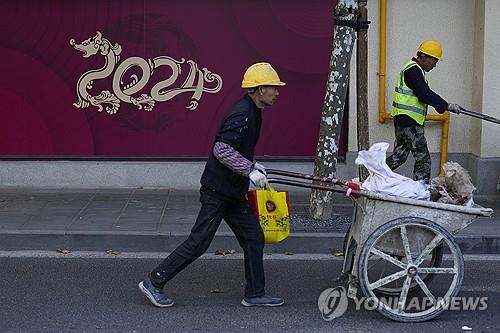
391 60 427 125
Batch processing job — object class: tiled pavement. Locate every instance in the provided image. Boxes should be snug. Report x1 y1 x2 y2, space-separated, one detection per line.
0 188 353 234
0 188 498 254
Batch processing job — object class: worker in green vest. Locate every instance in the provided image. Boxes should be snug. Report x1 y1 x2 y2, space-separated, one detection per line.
386 40 461 183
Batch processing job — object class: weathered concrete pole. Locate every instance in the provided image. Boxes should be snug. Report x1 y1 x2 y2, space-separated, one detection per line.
310 0 358 220
356 0 370 181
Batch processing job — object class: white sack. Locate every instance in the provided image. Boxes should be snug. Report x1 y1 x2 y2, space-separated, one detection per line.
355 142 430 200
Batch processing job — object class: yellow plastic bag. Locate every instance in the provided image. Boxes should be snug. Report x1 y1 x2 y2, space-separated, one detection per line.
247 186 290 244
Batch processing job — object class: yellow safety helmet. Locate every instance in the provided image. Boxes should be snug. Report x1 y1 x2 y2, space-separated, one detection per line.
241 62 286 88
417 40 443 60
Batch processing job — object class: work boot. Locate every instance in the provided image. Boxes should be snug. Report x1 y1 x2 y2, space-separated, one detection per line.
241 295 284 307
138 279 174 308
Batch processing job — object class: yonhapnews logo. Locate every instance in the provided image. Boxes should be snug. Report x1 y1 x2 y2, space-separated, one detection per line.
318 286 349 320
70 31 222 114
317 286 488 320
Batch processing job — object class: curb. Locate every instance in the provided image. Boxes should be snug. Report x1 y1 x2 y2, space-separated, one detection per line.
1 231 499 255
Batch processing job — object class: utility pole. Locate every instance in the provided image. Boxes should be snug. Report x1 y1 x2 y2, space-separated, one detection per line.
310 0 359 220
356 0 370 181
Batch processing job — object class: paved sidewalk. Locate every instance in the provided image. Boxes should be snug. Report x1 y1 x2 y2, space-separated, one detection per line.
0 188 498 254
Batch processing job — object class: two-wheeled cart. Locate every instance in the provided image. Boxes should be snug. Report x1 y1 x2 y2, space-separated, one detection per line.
267 169 493 322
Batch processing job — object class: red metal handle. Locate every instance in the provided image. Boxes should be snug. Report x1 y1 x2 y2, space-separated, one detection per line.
267 169 347 186
266 169 363 198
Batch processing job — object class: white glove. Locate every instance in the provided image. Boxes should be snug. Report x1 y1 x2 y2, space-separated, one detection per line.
447 103 461 114
253 162 267 176
249 169 268 188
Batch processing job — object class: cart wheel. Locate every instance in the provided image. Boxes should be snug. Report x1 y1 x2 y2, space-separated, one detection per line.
374 243 443 297
358 217 464 322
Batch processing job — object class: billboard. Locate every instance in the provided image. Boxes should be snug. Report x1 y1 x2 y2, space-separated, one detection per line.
1 0 337 157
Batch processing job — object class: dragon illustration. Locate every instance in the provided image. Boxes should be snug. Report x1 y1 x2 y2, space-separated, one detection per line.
70 31 122 114
70 31 223 114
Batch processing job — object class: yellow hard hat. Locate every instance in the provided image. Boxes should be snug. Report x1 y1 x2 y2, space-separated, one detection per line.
417 40 443 60
241 62 286 88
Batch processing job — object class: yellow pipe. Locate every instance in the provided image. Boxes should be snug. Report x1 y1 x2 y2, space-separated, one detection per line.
438 113 450 176
378 0 387 123
378 0 448 175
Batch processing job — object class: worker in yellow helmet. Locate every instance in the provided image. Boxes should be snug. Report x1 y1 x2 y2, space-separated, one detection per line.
139 62 286 308
386 40 461 183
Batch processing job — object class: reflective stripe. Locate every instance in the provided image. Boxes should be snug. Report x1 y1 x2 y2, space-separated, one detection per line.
403 62 418 72
392 102 426 115
395 86 416 96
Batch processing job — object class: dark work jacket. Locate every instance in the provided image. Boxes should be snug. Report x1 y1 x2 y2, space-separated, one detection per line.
200 94 262 200
394 58 449 127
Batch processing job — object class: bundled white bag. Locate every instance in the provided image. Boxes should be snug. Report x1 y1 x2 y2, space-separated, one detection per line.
355 142 430 200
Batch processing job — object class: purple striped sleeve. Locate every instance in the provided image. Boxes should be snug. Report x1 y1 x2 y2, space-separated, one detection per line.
213 141 253 176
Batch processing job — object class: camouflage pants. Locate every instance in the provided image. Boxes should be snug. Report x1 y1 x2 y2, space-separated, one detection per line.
385 125 431 183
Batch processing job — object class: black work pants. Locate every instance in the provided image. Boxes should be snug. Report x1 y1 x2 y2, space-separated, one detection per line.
150 188 265 298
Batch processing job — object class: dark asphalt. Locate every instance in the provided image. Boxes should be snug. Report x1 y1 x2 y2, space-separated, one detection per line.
1 256 499 332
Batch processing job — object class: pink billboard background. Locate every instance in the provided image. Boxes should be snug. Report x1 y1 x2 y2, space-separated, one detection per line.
0 0 338 157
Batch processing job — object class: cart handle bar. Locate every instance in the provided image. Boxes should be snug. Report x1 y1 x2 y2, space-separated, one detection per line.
266 169 348 186
267 177 363 198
